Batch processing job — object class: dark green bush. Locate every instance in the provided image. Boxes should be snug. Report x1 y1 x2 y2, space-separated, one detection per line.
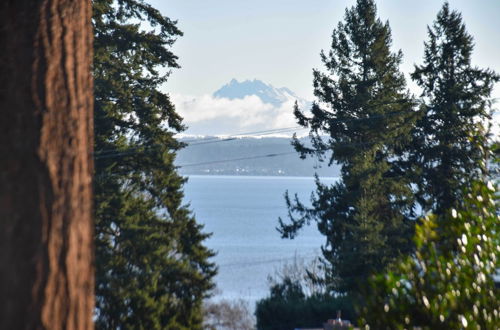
255 278 356 330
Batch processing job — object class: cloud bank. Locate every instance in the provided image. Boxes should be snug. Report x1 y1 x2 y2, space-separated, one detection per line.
172 93 309 136
172 93 500 140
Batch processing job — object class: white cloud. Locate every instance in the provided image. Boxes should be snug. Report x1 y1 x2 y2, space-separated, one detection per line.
172 93 309 136
172 93 500 141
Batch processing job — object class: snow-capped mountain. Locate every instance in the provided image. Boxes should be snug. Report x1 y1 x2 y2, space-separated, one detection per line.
172 79 311 136
213 78 308 107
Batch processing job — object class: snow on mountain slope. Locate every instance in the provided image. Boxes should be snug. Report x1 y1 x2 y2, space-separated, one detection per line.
172 79 311 136
213 78 307 107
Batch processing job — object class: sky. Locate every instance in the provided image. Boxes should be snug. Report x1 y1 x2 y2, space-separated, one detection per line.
148 0 500 135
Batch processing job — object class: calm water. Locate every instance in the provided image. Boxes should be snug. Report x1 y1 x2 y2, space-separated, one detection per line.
182 175 338 306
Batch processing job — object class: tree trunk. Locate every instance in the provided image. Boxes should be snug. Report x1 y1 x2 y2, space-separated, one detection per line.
0 1 94 329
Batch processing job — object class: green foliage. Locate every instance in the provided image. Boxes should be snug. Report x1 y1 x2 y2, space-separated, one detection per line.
93 0 216 328
256 258 356 329
359 181 500 329
409 2 499 216
492 142 500 177
255 277 356 330
279 0 418 294
358 6 500 328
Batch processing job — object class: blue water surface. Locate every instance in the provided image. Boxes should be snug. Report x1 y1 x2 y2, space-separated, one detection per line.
182 175 338 306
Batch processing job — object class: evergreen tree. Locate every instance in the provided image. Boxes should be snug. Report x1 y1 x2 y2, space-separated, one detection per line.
410 2 499 216
359 179 500 329
256 278 356 330
279 0 418 294
93 1 216 328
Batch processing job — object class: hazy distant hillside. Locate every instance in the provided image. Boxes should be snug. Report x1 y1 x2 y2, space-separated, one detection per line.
176 136 340 177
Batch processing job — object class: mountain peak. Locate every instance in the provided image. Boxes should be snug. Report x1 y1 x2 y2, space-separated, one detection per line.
213 79 302 107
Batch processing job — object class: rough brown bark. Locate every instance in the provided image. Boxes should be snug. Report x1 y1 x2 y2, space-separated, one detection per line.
0 1 94 329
